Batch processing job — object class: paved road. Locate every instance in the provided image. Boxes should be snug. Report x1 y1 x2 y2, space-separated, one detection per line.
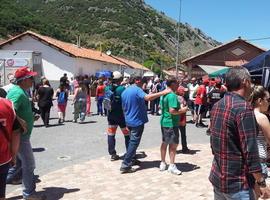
7 97 210 194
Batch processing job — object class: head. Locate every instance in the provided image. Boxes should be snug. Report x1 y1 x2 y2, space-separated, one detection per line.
249 85 270 113
7 74 15 84
191 77 196 84
98 79 103 85
14 67 37 89
225 66 251 98
202 79 209 86
0 88 7 98
130 77 143 87
112 71 123 84
64 73 67 77
42 78 50 86
166 78 178 92
154 77 160 83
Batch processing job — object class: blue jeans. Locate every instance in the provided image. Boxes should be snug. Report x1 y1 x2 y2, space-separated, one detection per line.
6 157 22 183
97 96 104 115
121 125 144 168
18 137 36 198
214 187 255 200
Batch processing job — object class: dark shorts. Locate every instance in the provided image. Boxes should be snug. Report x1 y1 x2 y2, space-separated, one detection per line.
161 127 179 144
187 100 195 111
0 163 10 198
195 104 206 115
107 114 126 128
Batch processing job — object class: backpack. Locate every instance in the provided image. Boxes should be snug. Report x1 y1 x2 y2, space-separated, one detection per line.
103 85 118 111
57 91 66 105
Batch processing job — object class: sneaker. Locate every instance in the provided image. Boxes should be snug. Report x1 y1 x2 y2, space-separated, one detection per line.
199 122 208 128
72 119 77 123
159 161 167 171
120 167 136 174
58 119 61 124
23 193 46 200
111 154 120 161
167 164 182 175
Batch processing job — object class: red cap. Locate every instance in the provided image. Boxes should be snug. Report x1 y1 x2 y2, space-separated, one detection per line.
15 67 37 81
210 80 216 86
203 79 209 84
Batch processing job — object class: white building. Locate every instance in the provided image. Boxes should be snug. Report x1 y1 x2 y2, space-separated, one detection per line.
0 31 149 87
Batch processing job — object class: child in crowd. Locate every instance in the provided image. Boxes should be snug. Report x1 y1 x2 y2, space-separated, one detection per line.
56 84 69 124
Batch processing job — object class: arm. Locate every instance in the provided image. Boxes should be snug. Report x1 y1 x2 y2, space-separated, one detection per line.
169 106 188 115
144 88 172 101
256 113 270 144
237 110 264 181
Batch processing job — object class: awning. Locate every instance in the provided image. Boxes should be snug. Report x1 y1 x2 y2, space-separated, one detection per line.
209 68 230 78
198 65 229 74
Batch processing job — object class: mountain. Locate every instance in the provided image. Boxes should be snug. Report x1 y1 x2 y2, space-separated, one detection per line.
0 0 220 73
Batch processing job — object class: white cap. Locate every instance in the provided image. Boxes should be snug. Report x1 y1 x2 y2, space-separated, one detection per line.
113 71 122 79
154 77 160 82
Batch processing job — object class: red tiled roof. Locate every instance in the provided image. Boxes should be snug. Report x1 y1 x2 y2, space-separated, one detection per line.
181 38 266 64
0 31 149 70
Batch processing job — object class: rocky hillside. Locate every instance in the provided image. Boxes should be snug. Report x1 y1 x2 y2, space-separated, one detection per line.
0 0 220 73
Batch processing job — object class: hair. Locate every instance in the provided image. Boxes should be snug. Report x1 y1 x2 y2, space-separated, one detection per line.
42 78 50 86
166 78 177 87
225 66 250 92
129 76 142 85
249 85 268 106
0 88 7 98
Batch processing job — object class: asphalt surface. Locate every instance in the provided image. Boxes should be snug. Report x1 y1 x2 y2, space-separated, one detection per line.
7 97 210 194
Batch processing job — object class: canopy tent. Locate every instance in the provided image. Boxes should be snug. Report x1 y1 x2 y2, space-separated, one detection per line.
209 68 230 78
243 50 270 73
95 70 112 78
198 65 229 74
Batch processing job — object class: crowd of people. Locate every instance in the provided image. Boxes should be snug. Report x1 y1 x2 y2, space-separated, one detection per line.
2 66 270 199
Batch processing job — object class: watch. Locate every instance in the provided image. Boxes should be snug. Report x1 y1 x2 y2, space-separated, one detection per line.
256 178 267 188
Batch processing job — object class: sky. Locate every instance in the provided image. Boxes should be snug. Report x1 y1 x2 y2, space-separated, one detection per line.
145 0 270 49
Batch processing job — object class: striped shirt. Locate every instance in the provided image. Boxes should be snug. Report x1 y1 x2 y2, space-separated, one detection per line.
209 92 262 193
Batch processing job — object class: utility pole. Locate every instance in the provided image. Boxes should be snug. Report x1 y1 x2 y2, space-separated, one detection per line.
175 0 182 79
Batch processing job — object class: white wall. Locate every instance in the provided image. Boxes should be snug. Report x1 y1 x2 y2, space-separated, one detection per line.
1 35 143 81
1 36 76 81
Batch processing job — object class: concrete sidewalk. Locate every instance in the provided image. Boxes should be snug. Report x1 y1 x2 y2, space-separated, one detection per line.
7 143 214 200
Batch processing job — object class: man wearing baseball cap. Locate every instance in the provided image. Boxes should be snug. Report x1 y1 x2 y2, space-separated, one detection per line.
7 67 46 200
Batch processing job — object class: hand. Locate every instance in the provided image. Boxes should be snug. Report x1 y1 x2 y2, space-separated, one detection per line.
16 116 27 134
181 106 188 113
10 156 16 166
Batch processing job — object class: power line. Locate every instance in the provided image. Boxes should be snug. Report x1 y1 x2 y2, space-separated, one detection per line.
246 37 270 42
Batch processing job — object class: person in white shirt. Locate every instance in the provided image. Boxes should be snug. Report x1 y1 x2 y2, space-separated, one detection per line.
187 77 198 123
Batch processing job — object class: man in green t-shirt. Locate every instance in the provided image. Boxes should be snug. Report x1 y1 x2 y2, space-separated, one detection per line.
7 67 46 200
159 78 188 175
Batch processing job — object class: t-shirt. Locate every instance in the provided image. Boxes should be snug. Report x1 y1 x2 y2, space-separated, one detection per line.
195 85 207 105
7 85 34 138
106 84 125 118
188 83 199 101
160 92 180 128
121 85 148 127
208 88 225 105
96 85 105 97
0 98 16 165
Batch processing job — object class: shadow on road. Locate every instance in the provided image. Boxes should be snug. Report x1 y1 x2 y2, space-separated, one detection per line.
7 187 80 200
176 149 201 155
176 162 200 172
32 148 46 153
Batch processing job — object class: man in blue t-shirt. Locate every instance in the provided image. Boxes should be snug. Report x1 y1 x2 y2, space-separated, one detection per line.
120 77 171 173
